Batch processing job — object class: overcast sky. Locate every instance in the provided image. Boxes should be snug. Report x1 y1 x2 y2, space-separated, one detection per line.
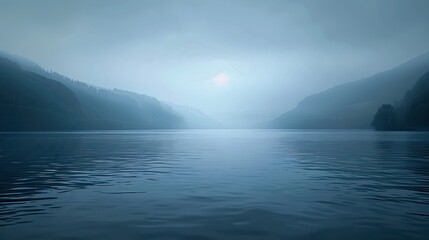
1 0 429 124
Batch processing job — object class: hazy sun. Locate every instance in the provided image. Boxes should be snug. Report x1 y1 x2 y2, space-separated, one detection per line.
213 73 230 87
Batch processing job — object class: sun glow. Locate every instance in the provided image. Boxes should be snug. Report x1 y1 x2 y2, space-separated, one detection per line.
213 73 230 87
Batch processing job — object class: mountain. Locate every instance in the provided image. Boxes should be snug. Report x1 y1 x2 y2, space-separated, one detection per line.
269 52 429 129
0 57 84 130
372 70 429 131
109 90 221 129
397 70 429 129
0 51 188 130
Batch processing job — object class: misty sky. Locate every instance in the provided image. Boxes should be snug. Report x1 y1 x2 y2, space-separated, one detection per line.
1 0 429 124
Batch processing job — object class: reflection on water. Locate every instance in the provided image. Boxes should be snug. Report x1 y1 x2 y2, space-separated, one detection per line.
0 130 428 239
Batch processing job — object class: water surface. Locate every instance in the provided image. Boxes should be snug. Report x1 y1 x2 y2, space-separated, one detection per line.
0 130 428 239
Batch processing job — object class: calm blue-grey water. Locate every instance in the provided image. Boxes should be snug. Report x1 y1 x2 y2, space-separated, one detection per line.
0 130 428 240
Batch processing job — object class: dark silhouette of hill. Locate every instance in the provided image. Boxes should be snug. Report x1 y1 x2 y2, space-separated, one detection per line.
0 57 84 130
398 71 429 129
269 52 429 129
372 70 429 130
0 52 187 130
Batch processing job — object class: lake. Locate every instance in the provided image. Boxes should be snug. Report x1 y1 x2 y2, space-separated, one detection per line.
0 130 428 239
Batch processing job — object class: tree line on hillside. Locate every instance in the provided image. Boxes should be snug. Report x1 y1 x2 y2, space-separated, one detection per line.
372 71 429 131
0 56 185 131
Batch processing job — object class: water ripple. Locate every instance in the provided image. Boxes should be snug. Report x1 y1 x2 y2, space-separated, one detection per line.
0 130 428 239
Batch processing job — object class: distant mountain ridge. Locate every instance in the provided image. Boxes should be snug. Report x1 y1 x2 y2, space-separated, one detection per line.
269 52 429 129
0 50 217 130
161 101 221 129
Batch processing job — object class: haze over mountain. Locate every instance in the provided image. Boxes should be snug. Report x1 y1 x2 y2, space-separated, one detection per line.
269 52 429 129
0 51 219 130
1 0 429 126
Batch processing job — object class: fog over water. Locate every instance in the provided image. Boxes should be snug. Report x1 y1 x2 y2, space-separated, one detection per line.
1 0 429 125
